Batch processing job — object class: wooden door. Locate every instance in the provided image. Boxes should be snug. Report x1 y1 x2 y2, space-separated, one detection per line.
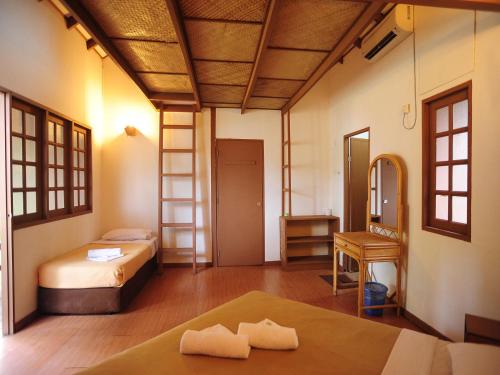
216 139 264 266
349 138 370 231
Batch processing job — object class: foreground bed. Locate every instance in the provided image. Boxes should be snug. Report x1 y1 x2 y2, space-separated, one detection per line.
78 291 452 374
38 238 157 314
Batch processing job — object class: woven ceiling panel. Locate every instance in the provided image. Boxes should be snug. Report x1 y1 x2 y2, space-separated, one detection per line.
194 61 252 85
139 73 193 93
185 20 261 62
269 0 367 50
81 0 177 42
199 84 245 104
114 40 187 73
258 49 327 80
253 78 304 98
203 102 241 108
180 0 267 22
247 97 288 110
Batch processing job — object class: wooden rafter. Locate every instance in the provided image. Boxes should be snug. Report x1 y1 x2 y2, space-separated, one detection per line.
241 0 279 114
281 1 386 114
373 0 500 12
86 38 96 50
64 15 77 29
149 92 196 105
59 0 150 98
165 0 201 112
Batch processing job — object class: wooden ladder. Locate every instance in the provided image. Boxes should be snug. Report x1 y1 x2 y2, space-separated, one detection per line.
281 110 292 216
158 107 197 274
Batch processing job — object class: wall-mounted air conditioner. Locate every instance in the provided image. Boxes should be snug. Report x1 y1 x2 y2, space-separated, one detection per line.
361 5 414 63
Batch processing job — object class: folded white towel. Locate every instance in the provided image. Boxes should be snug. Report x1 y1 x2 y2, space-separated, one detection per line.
88 248 122 258
237 319 299 350
87 254 124 262
180 324 250 359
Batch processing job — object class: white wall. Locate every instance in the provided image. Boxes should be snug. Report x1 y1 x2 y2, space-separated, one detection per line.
0 0 103 322
291 7 500 341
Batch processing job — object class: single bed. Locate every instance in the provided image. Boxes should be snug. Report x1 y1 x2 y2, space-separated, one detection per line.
78 291 455 375
38 238 157 314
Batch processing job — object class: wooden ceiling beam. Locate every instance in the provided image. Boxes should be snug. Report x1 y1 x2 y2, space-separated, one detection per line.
241 0 279 114
165 0 201 112
59 0 150 98
374 0 500 12
86 38 96 50
281 1 387 114
149 92 196 104
64 15 77 29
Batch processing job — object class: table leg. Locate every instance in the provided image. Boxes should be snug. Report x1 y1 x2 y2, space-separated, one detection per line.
333 247 338 296
358 260 365 317
396 259 401 317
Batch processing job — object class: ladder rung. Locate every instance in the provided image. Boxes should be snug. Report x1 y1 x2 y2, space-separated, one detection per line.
161 198 193 202
162 148 193 153
162 173 193 177
162 223 194 228
283 188 290 192
282 164 289 169
162 125 193 129
283 141 289 146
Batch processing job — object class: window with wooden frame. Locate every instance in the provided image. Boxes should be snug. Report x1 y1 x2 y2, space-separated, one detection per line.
47 116 69 215
72 125 91 211
422 81 472 241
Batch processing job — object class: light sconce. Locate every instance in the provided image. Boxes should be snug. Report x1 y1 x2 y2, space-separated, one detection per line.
124 126 137 136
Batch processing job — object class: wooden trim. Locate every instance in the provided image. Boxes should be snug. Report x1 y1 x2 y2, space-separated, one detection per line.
86 38 96 50
13 309 39 333
184 16 262 25
267 46 331 53
64 15 77 29
287 111 292 215
241 0 278 114
281 1 386 113
402 308 452 341
264 260 281 266
210 108 218 267
191 112 197 274
165 0 201 111
164 262 212 268
149 92 196 104
380 0 500 12
465 314 500 345
281 112 285 215
157 106 164 273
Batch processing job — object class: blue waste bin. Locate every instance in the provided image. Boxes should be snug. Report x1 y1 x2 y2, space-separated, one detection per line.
364 282 388 316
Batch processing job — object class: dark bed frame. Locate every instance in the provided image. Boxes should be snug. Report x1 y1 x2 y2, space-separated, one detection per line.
38 257 156 314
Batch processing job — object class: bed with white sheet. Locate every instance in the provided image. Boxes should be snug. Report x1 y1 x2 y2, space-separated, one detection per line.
38 229 158 314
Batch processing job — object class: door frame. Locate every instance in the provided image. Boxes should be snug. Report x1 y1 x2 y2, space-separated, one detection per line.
213 138 265 267
343 127 370 232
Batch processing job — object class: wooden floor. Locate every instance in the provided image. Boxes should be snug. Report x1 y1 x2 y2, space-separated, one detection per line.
0 266 419 374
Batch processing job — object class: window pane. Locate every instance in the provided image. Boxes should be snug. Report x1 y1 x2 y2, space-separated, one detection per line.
26 139 36 162
74 190 79 206
49 168 55 188
73 150 78 168
26 191 37 214
13 164 23 188
12 108 23 133
26 166 36 188
79 152 85 168
453 100 468 129
452 196 467 224
435 166 448 191
79 171 85 187
73 131 78 147
25 113 36 136
436 106 448 133
436 195 448 220
12 136 23 161
73 170 78 187
56 146 64 166
57 190 65 209
453 132 468 160
13 192 24 216
48 121 55 142
48 145 55 165
56 125 64 144
80 190 85 206
436 136 449 162
49 191 56 211
78 132 84 149
57 168 64 187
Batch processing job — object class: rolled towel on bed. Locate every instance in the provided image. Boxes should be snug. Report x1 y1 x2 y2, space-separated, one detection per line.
237 319 299 350
88 248 122 258
180 324 250 359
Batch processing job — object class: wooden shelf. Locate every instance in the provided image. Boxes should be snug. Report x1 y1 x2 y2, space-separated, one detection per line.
287 255 332 265
287 235 334 244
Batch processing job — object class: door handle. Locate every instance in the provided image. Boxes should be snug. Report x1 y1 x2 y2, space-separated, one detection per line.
256 201 262 207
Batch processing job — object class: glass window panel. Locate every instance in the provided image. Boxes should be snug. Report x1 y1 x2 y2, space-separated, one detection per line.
73 170 78 187
13 192 24 216
26 139 36 162
79 152 85 168
436 106 448 133
57 168 64 187
453 100 468 129
49 191 56 211
435 195 448 220
73 150 78 167
56 125 64 144
73 131 78 147
452 165 468 192
26 191 37 214
79 171 85 187
452 196 467 224
435 166 448 191
56 146 64 166
25 113 36 136
49 168 55 188
48 145 55 165
74 190 79 207
12 136 23 161
436 136 449 162
453 132 468 160
57 190 65 209
12 164 23 188
12 108 23 133
78 132 85 149
80 190 85 206
48 121 55 142
26 166 36 188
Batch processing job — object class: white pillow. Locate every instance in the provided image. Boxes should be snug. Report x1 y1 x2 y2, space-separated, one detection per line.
448 342 500 375
102 228 152 241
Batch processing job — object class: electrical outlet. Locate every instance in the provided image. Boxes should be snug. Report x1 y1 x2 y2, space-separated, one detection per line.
403 104 411 114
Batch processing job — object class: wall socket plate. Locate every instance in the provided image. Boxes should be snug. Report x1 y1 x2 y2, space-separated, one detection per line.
403 104 411 114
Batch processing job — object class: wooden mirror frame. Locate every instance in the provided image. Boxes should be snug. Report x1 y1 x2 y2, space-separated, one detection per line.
366 154 404 241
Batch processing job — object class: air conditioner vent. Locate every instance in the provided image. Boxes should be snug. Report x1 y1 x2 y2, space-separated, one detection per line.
364 31 398 60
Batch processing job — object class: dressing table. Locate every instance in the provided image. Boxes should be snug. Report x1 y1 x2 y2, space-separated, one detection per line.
333 154 404 317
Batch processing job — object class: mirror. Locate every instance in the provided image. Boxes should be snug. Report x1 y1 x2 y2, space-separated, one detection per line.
369 157 399 228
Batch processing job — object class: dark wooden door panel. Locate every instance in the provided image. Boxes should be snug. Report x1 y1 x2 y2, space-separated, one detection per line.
350 138 369 232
